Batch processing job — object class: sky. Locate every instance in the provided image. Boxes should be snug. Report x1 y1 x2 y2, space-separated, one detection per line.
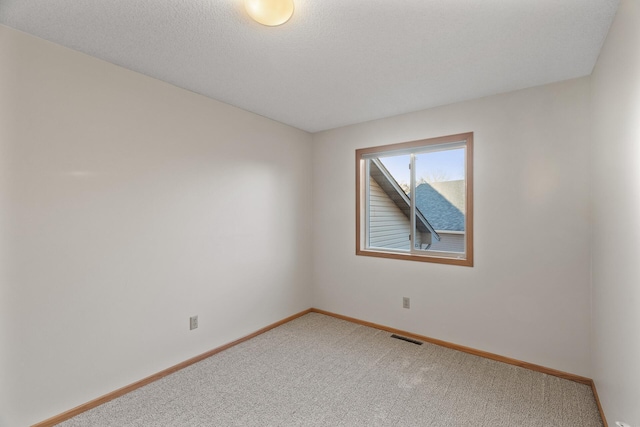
378 148 465 189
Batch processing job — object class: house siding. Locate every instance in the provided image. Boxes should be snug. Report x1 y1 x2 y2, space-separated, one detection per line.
428 232 464 253
369 177 411 250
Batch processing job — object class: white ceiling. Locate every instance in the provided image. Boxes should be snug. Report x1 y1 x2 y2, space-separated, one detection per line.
0 0 619 133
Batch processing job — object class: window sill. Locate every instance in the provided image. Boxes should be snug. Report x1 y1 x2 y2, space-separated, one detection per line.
356 248 473 267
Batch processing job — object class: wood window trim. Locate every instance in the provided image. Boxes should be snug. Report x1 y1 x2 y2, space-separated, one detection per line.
355 132 474 267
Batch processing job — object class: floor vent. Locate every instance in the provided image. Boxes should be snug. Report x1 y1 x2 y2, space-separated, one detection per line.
391 334 423 345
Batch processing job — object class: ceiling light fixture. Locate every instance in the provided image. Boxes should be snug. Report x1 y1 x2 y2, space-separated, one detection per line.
245 0 294 26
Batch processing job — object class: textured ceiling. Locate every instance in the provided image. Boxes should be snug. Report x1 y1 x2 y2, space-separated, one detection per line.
0 0 619 132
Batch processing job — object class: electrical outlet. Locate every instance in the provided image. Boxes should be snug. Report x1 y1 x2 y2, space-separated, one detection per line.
190 315 198 330
403 297 410 309
615 422 631 427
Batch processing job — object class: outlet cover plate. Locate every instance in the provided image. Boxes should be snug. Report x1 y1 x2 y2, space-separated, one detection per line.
190 315 198 330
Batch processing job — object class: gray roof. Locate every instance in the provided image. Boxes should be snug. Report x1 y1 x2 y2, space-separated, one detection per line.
415 182 465 231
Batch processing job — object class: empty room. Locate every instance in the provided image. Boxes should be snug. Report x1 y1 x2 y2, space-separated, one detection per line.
1 0 639 426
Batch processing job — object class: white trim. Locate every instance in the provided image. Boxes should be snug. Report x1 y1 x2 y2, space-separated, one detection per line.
409 153 416 251
364 159 371 249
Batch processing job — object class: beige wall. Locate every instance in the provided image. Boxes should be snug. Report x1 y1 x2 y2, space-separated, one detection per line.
0 25 313 427
312 77 592 377
591 0 640 425
3 4 639 424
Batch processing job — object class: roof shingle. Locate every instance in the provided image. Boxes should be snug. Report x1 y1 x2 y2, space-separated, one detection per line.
415 181 465 231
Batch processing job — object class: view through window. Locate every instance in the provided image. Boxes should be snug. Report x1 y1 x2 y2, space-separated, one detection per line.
356 133 473 266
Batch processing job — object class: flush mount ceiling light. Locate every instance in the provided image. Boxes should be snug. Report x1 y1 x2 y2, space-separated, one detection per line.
245 0 294 26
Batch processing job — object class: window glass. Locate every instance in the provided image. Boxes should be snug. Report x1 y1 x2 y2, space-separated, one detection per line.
356 133 473 266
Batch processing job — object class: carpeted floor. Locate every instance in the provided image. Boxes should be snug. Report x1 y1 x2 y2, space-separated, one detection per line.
59 313 604 426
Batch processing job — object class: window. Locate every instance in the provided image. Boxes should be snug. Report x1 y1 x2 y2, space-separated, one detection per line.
356 132 473 266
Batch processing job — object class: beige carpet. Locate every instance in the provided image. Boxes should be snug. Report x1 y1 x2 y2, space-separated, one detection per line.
59 313 604 426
